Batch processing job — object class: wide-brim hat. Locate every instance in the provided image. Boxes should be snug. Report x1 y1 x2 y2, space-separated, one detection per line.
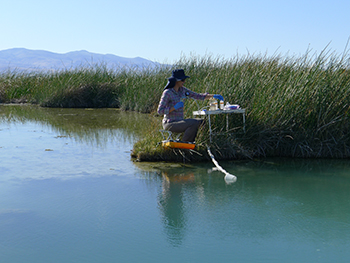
168 69 190 81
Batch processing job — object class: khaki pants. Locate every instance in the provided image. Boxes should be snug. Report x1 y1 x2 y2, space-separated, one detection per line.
163 118 203 142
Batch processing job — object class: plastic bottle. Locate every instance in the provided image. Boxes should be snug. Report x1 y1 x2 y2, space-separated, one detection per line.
220 100 224 110
209 98 217 111
213 99 218 110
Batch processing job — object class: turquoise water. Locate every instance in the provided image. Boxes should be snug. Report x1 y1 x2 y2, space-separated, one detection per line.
1 105 350 263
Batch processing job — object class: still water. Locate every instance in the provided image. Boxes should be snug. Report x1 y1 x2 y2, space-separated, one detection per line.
1 105 350 263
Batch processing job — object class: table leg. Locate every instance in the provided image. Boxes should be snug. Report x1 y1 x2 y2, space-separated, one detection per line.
243 113 246 133
208 115 212 143
226 114 229 132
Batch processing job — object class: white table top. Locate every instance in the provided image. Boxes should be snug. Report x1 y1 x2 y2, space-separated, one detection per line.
193 108 246 115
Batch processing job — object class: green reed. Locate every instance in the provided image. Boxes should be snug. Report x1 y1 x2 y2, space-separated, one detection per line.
1 50 349 159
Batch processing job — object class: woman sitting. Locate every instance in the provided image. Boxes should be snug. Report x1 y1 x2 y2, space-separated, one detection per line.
157 69 222 142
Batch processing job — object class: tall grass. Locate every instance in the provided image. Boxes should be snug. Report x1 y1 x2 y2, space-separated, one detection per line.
170 50 350 158
1 50 349 159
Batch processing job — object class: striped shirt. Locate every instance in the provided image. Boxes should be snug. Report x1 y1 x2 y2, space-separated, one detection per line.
157 86 207 123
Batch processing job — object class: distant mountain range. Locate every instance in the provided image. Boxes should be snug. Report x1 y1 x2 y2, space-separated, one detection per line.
0 48 159 71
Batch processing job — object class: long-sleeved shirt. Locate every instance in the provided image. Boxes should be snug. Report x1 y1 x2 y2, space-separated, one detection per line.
157 86 207 123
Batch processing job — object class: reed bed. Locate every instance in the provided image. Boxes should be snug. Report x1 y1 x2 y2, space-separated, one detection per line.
1 50 349 160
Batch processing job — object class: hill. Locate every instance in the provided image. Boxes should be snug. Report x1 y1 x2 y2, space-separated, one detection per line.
0 48 158 71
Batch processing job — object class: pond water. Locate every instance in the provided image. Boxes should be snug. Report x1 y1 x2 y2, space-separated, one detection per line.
1 105 350 263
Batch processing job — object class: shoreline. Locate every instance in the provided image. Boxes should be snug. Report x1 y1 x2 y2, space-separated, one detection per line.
1 102 349 162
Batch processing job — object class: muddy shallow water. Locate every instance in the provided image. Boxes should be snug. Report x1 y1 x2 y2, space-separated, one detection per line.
1 105 350 263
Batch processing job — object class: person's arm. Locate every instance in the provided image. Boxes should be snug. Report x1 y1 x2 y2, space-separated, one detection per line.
192 93 218 100
205 94 215 100
183 88 220 101
209 94 224 100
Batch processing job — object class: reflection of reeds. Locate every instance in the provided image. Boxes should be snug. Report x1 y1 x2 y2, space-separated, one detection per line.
0 105 155 148
1 49 350 159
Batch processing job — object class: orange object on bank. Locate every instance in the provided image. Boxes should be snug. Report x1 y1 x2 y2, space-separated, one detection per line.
162 140 195 150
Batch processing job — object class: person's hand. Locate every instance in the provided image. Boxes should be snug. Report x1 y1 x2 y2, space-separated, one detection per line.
213 94 224 101
174 101 184 110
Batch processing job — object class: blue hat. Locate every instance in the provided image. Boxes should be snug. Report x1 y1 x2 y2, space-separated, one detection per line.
168 69 190 81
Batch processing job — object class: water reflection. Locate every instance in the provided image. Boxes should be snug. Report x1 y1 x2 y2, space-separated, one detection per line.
135 162 239 247
0 105 157 182
158 168 196 246
0 104 157 147
136 159 350 251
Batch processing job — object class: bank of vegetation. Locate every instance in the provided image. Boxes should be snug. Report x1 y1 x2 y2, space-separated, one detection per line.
1 49 349 161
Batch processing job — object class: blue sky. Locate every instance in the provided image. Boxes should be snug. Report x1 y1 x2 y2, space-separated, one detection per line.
1 0 349 63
